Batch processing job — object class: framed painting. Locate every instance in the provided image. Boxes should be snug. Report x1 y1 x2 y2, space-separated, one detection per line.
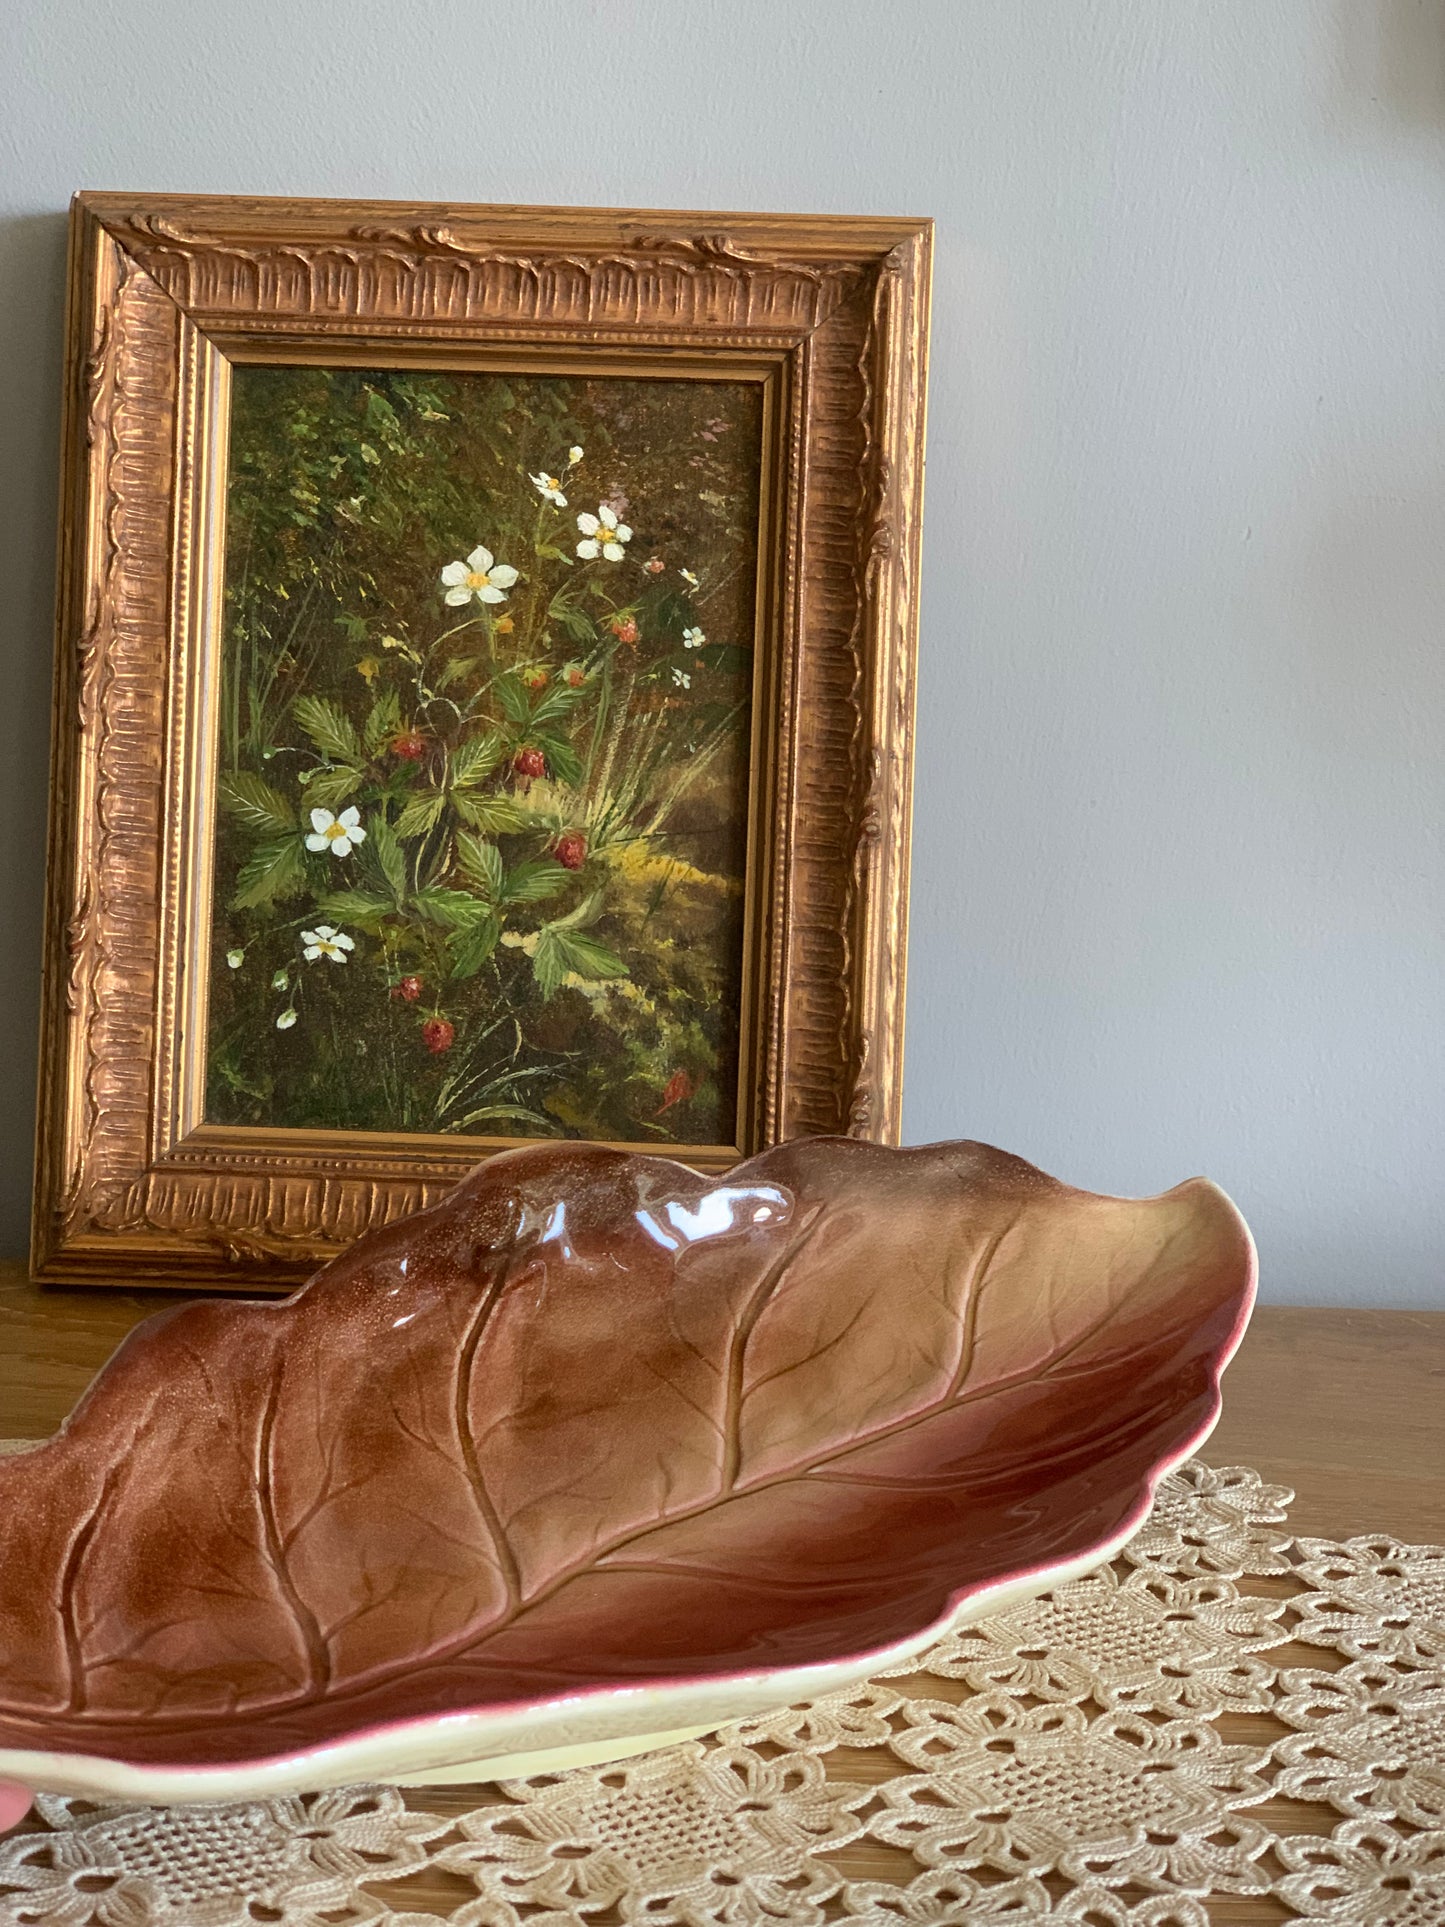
33 192 930 1290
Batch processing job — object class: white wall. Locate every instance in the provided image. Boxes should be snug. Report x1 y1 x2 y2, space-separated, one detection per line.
3 1 1442 1305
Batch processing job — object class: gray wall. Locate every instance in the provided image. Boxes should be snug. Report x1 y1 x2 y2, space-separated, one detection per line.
3 1 1442 1305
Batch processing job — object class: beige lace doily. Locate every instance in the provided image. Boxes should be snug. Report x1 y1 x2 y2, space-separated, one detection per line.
1 1460 1442 1926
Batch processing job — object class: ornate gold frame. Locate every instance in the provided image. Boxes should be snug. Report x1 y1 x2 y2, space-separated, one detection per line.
34 192 931 1290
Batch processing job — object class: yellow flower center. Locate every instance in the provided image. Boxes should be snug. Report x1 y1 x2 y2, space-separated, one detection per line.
464 570 489 590
324 821 348 842
543 476 559 493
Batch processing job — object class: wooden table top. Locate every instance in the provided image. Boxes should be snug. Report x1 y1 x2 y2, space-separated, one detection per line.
3 1262 1443 1921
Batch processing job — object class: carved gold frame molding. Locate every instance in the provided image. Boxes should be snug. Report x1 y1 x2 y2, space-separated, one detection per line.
34 193 931 1290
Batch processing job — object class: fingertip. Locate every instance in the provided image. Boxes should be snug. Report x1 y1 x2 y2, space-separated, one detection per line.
0 1779 33 1831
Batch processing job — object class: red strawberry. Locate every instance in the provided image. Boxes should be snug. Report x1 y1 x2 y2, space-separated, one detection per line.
610 616 639 646
390 729 427 762
421 1017 455 1054
554 830 587 871
390 975 423 1003
656 1070 695 1114
512 746 546 779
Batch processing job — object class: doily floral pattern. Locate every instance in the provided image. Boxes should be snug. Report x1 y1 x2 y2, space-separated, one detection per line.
1 1463 1442 1925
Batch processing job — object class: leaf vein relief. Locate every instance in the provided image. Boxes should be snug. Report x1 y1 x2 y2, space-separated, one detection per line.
56 1461 124 1715
720 1205 826 1492
254 1378 333 1699
453 1248 525 1614
0 1139 1254 1764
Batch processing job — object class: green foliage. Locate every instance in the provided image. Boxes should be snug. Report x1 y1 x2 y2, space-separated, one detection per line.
456 833 504 900
364 690 402 754
494 674 531 725
448 734 504 789
448 911 502 979
533 734 583 786
394 790 445 839
301 764 364 809
453 792 530 833
499 857 569 905
553 602 598 644
413 886 491 929
532 923 629 1001
293 695 361 765
530 684 587 729
367 813 407 904
232 838 307 909
317 888 395 932
220 772 294 834
432 654 475 693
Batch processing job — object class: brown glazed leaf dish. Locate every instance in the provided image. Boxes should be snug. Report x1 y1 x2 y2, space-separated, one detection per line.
0 1138 1255 1802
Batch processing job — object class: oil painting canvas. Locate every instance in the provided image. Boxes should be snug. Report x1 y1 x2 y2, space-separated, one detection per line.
205 366 764 1147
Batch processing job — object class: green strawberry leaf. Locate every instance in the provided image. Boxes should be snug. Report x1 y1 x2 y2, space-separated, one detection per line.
500 856 570 905
219 772 294 834
456 833 504 901
452 792 531 834
413 887 493 930
448 911 502 979
448 733 505 790
533 733 582 787
231 837 307 910
363 690 402 756
394 790 446 840
494 674 531 725
529 685 586 729
531 924 629 1001
293 695 361 765
301 764 364 810
317 889 395 933
368 813 407 905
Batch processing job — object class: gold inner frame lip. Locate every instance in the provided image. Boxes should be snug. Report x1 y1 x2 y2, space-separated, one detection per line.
165 336 787 1174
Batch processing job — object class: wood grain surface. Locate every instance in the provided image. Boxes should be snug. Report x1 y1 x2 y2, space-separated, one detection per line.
2 1260 1442 1921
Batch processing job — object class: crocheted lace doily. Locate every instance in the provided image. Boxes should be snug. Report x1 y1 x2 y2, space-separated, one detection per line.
0 1460 1441 1926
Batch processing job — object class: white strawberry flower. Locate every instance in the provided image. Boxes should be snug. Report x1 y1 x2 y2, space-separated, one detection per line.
671 667 691 689
301 925 356 964
568 445 584 466
530 471 568 507
679 568 699 588
225 948 244 969
305 806 367 857
276 1007 298 1030
576 505 632 562
682 626 705 649
440 544 520 606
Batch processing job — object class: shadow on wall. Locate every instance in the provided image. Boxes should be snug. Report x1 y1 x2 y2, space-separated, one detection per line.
1337 0 1445 127
0 211 69 1260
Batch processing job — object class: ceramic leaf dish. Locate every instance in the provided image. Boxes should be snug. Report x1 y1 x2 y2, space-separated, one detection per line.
0 1138 1255 1803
